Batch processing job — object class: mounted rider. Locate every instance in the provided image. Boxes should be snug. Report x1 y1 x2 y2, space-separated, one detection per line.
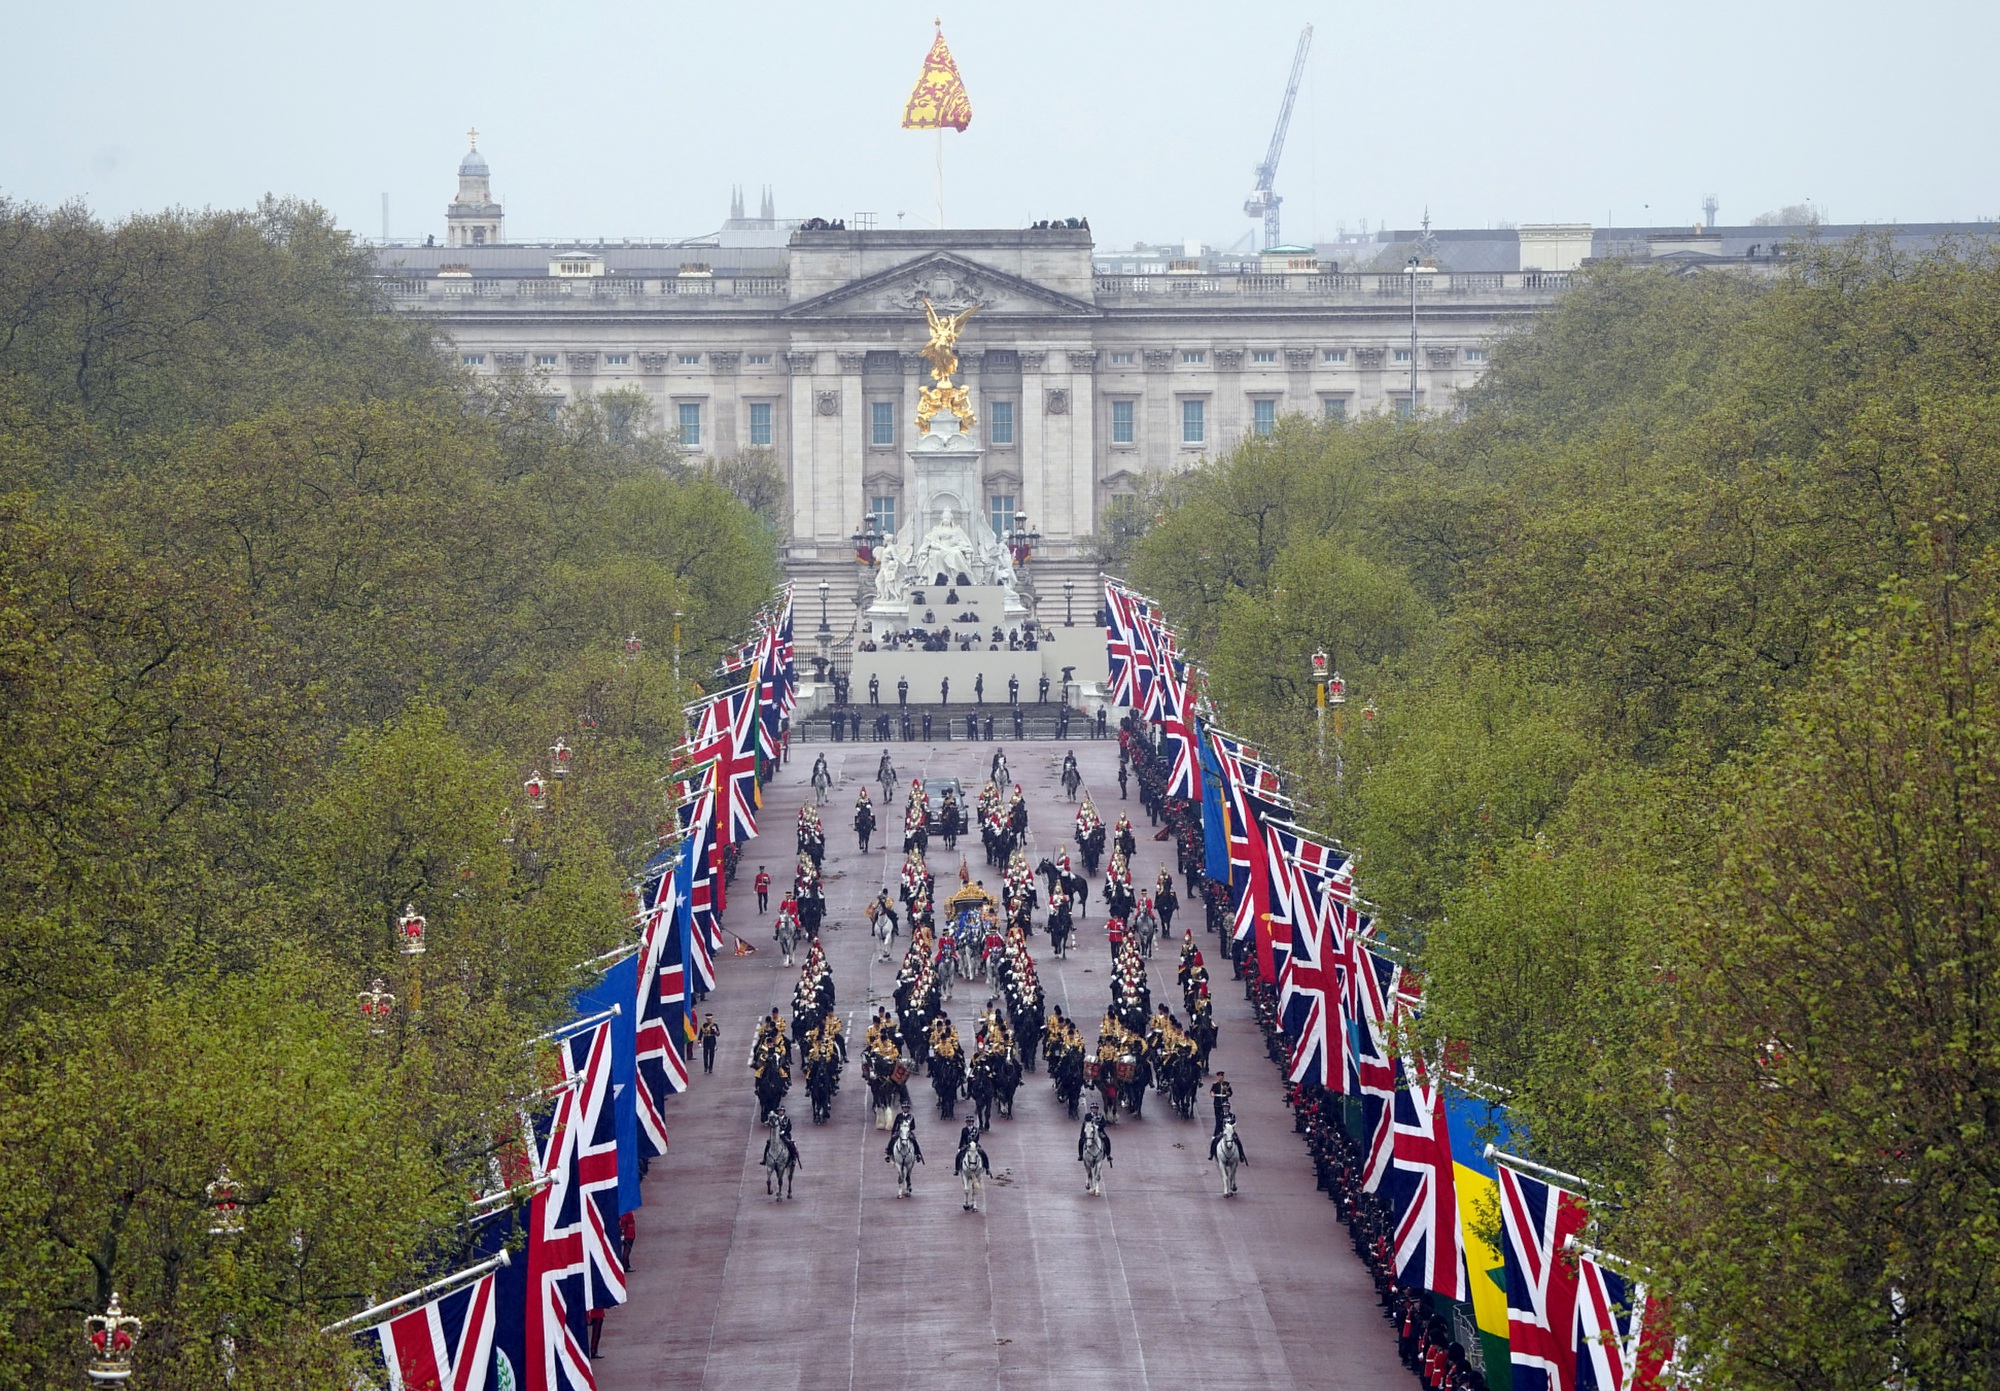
885 1104 924 1163
1078 1102 1113 1163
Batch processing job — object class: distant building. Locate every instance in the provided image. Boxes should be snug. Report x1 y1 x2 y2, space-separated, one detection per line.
379 139 1995 591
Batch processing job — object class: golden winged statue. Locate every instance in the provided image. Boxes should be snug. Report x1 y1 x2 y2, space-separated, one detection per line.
916 296 978 434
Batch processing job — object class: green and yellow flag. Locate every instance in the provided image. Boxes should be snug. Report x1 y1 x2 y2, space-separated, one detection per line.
902 21 972 132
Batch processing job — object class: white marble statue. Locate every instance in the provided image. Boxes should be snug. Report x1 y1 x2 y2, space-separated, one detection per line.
871 504 1021 609
913 507 977 584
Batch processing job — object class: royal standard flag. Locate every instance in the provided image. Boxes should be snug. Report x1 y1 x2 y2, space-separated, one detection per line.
902 24 972 131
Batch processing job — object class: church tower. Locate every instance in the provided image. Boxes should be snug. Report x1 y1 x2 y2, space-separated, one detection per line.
446 130 504 247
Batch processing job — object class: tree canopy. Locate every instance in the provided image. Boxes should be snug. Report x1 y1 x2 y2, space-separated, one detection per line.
1126 233 2000 1390
0 196 779 1388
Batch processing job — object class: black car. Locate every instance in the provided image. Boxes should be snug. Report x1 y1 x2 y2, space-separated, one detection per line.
923 776 964 834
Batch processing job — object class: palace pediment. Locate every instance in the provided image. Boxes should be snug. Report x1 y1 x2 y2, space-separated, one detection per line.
782 252 1099 321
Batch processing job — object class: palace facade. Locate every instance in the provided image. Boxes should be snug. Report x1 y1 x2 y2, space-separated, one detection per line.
376 142 1992 595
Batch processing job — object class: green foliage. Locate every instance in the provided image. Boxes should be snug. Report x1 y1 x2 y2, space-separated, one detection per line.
0 196 779 1388
1637 555 2000 1390
1137 234 2000 1374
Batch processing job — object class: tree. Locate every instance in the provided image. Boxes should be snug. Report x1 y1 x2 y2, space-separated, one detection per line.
1637 553 2000 1391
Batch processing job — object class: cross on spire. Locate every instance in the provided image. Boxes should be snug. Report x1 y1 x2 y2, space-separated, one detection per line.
467 126 479 149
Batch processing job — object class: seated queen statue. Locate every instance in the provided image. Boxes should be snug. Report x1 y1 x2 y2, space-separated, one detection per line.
913 507 977 585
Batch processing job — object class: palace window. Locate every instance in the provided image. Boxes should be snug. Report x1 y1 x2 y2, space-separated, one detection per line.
1110 351 1135 366
1323 397 1348 421
989 494 1017 540
1395 396 1417 419
1252 350 1277 364
604 353 629 367
677 352 701 366
1465 348 1488 363
461 354 485 367
1392 348 1413 364
748 401 773 446
1181 398 1206 444
867 495 898 537
1322 349 1347 364
989 400 1015 446
677 401 702 446
747 353 772 365
1182 350 1206 365
535 354 559 368
1252 399 1278 436
870 401 896 447
1111 399 1135 444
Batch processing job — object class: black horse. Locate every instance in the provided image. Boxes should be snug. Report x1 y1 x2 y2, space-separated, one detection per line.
930 1051 964 1119
807 1055 841 1123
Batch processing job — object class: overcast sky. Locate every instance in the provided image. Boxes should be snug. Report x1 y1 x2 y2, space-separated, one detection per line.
10 0 1995 250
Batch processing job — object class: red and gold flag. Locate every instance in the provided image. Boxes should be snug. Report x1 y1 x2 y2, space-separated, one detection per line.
902 22 972 132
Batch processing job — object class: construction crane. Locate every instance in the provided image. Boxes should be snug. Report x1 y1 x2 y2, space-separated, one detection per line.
1243 24 1314 250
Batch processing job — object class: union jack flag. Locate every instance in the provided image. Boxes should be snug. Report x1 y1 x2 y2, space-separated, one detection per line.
1209 731 1287 948
631 857 686 1155
1350 946 1401 1191
371 1270 498 1391
1498 1164 1590 1391
670 770 719 990
1575 1253 1673 1391
1271 828 1351 1088
1103 580 1137 708
1388 1030 1468 1300
1127 595 1161 719
1155 652 1201 799
526 1073 594 1391
562 1021 627 1313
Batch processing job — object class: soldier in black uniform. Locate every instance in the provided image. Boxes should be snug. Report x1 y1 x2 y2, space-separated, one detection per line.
1210 1072 1235 1136
699 1013 721 1073
1038 673 1050 703
870 673 881 705
898 676 910 707
1078 1103 1113 1163
1207 1108 1247 1162
974 673 985 704
885 1103 924 1163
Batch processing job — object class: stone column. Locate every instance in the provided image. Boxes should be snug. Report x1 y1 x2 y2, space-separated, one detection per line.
1064 349 1097 546
836 352 867 544
1213 348 1243 450
710 351 741 458
1143 347 1174 469
1018 349 1047 554
786 350 820 556
1285 346 1316 418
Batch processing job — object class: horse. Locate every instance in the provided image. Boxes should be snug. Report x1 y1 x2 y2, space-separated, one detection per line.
967 1059 996 1131
956 1134 990 1212
1214 1119 1246 1197
806 1054 840 1123
1061 763 1081 801
755 1067 790 1122
1080 1119 1110 1196
810 763 832 806
994 1054 1022 1118
929 1052 964 1119
774 914 800 966
1052 1048 1085 1118
763 1120 799 1200
889 1128 921 1198
1161 1052 1200 1120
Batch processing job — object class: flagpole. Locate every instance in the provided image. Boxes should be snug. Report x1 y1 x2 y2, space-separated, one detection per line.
322 1251 512 1334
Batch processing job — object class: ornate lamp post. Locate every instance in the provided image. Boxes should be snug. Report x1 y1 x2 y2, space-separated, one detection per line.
396 905 427 956
205 1167 245 1237
671 610 684 686
622 632 644 663
1007 515 1041 567
85 1294 143 1384
549 738 572 780
1063 578 1075 627
358 979 396 1034
851 517 882 566
524 771 549 811
817 580 832 636
1311 648 1330 761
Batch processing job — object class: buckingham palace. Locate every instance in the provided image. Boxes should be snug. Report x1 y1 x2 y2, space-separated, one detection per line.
374 140 1845 595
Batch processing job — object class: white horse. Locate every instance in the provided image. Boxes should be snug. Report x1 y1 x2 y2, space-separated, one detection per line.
775 914 800 967
763 1119 799 1200
874 906 896 962
811 763 832 806
889 1128 921 1198
1080 1120 1110 1196
956 1134 990 1212
1214 1119 1246 1197
936 941 959 1001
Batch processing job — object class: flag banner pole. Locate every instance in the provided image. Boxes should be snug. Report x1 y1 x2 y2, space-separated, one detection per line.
323 1251 512 1335
466 1172 555 1216
530 1002 621 1045
576 941 643 971
1485 1144 1593 1191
